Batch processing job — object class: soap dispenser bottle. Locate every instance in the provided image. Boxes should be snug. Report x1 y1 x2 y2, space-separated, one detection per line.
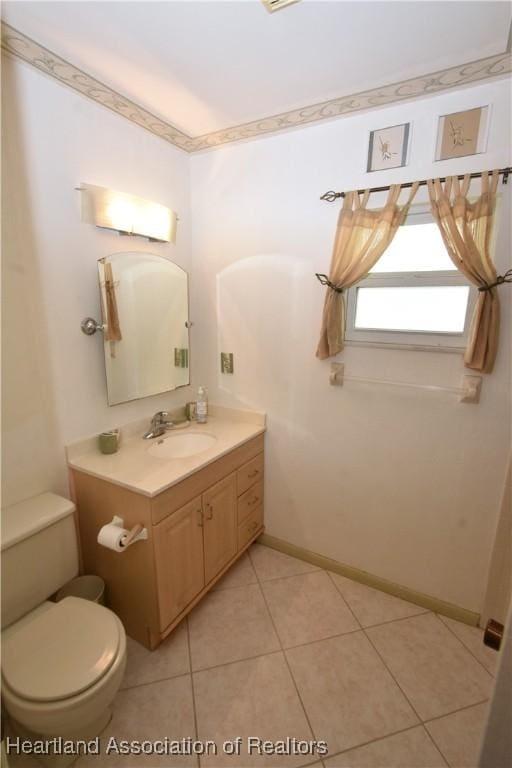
196 385 208 424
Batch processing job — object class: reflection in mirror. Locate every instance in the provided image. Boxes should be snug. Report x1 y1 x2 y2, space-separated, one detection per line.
98 252 189 405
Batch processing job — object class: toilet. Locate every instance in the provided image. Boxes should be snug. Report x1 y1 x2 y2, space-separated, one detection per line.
1 492 126 763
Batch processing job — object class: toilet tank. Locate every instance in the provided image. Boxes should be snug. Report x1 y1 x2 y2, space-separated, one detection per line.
1 493 79 628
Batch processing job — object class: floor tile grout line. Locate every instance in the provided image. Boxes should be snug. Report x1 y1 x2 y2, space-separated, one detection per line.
325 571 364 630
255 567 323 583
205 547 485 763
318 722 446 766
191 622 413 676
420 722 451 767
120 667 192 693
362 626 425 724
297 757 328 768
248 545 322 755
327 570 433 632
257 558 367 645
212 578 258 592
252 546 429 627
363 624 492 728
122 616 441 690
193 616 436 680
436 614 496 679
248 551 431 767
284 627 363 650
192 647 285 675
211 553 259 592
423 698 491 726
327 570 431 616
249 543 323 584
186 616 201 768
421 699 491 768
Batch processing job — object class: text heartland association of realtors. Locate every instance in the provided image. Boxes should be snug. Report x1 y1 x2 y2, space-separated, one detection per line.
5 736 329 758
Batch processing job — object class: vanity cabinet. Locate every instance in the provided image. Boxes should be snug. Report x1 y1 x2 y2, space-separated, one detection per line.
71 433 264 649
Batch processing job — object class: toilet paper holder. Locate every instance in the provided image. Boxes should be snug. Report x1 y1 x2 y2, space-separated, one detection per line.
110 516 148 547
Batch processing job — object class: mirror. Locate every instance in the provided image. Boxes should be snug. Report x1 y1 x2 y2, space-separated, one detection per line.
98 252 189 405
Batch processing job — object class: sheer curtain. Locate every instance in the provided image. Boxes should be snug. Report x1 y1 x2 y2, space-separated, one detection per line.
316 182 419 360
428 171 501 373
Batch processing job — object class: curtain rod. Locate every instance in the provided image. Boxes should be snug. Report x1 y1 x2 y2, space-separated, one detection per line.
320 166 511 202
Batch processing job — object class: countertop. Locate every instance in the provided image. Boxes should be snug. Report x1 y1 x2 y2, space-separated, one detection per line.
66 406 266 497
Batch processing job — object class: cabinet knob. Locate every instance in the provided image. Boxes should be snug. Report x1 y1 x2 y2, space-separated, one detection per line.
248 470 259 479
205 503 213 520
248 496 259 507
251 521 259 531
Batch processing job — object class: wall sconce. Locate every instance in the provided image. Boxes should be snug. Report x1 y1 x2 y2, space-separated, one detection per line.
78 183 177 243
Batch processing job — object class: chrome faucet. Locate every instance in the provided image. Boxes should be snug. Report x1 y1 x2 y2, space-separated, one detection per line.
143 411 174 439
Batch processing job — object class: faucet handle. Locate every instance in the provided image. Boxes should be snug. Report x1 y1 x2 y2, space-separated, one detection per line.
152 410 172 425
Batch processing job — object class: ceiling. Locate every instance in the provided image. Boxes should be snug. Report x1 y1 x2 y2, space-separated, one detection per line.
2 1 511 150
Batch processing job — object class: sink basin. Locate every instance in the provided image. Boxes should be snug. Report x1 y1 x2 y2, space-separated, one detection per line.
147 432 217 459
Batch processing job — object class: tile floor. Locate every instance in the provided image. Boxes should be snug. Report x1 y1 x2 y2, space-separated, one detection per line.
7 544 498 768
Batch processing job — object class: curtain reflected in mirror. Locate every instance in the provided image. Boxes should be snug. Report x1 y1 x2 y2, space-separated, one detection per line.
98 252 190 405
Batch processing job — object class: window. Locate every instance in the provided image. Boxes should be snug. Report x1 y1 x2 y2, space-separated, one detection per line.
345 206 475 349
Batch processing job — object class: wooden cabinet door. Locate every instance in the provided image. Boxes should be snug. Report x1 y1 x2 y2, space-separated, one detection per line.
154 495 205 631
203 473 237 584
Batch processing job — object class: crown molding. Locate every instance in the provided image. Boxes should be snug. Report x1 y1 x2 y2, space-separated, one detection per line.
2 21 511 154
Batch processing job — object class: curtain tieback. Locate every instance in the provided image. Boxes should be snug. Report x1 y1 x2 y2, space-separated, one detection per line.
315 273 344 293
478 269 512 292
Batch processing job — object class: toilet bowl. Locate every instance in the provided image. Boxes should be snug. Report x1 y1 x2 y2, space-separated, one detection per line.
2 597 126 741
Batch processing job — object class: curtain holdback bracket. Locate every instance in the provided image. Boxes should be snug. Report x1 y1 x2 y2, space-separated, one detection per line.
478 269 512 291
315 273 344 293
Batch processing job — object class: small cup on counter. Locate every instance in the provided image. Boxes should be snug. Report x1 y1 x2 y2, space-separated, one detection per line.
98 429 121 454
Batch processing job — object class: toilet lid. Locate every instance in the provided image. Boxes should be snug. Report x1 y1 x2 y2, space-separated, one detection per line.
2 597 121 702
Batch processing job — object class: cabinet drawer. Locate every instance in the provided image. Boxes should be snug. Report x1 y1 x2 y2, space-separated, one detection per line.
237 453 264 496
238 505 263 550
238 480 263 524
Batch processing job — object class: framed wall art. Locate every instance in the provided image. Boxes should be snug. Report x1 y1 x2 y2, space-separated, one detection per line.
367 123 410 172
435 106 490 161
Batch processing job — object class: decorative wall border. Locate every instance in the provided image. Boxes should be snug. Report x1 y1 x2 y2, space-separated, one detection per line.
1 23 195 152
2 21 511 154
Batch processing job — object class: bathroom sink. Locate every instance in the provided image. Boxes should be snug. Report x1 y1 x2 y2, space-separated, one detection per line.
147 432 217 459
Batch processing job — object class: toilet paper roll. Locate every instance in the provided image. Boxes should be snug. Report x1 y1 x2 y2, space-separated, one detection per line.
97 523 130 552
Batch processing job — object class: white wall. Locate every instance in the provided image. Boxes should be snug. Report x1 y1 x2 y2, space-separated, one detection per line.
190 79 512 614
1 55 194 506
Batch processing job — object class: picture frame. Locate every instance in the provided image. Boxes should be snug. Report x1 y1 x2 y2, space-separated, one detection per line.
435 106 490 161
367 123 410 173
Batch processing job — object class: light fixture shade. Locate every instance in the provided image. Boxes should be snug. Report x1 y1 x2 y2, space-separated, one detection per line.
80 184 177 243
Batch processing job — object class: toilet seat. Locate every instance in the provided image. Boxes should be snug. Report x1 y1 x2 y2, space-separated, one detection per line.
2 597 121 702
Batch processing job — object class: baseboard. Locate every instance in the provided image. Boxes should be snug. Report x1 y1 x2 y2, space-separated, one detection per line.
258 533 480 627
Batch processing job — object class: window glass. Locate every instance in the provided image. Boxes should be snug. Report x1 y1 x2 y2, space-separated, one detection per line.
371 222 455 273
354 285 470 333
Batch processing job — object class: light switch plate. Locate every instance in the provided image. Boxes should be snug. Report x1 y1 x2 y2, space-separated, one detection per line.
221 352 234 374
